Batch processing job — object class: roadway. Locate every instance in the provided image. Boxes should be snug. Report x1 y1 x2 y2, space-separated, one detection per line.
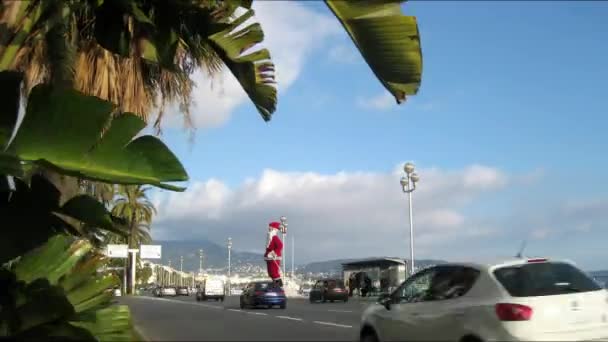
120 294 372 341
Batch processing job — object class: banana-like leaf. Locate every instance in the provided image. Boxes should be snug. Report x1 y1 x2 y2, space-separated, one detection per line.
15 279 75 333
325 0 423 104
59 254 108 293
67 274 117 309
13 234 73 283
59 195 114 232
208 9 277 121
1 81 188 191
4 234 134 340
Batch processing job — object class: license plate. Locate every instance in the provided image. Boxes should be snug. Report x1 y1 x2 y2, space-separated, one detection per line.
266 292 277 296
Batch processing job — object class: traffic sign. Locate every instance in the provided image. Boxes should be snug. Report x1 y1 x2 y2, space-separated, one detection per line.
140 245 162 259
105 244 128 258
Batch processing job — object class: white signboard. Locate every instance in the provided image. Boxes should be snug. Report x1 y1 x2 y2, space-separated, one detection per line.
140 245 162 259
106 244 128 258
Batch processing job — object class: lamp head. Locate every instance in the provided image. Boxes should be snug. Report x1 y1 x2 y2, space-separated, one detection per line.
411 173 420 183
400 176 408 188
404 162 415 175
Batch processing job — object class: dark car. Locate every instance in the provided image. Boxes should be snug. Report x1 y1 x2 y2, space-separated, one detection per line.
240 281 286 309
309 279 348 303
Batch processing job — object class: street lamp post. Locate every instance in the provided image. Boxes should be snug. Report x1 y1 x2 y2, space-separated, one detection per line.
227 237 232 290
199 249 204 276
280 216 288 279
400 162 420 276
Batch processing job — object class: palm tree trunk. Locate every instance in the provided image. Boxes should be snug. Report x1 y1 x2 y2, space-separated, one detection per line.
127 213 137 294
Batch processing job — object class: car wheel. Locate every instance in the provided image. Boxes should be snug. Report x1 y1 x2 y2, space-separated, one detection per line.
280 303 286 309
240 299 245 309
322 295 327 303
344 297 348 303
360 328 379 342
330 300 334 303
309 296 314 303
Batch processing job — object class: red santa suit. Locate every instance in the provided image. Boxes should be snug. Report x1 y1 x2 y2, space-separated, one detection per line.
264 222 283 282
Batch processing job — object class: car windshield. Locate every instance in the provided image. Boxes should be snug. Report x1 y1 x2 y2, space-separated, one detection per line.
493 262 602 297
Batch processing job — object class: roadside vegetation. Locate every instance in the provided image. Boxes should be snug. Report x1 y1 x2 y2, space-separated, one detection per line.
0 0 422 340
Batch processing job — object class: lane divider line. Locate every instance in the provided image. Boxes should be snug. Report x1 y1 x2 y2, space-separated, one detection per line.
276 316 303 321
248 312 268 316
313 321 353 329
136 296 223 310
228 309 242 312
327 309 354 313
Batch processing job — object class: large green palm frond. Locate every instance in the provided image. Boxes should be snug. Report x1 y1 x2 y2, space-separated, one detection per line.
325 0 422 104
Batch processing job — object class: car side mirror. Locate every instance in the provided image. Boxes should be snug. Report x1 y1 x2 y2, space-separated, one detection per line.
378 293 391 310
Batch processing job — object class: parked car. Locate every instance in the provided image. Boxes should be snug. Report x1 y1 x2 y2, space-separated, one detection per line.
157 286 177 297
309 279 349 303
240 281 286 309
360 257 608 342
197 278 226 302
177 286 190 296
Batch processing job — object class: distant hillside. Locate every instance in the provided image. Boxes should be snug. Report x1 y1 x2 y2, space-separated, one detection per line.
152 240 447 275
153 240 264 272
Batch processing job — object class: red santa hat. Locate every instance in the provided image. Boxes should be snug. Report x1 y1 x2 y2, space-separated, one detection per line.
268 221 281 230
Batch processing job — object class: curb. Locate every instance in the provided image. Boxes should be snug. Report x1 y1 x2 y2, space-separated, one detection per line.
133 324 150 342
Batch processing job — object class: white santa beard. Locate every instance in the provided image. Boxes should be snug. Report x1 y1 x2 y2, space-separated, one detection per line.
267 229 278 247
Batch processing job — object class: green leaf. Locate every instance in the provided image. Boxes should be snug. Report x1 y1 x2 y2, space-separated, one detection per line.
71 305 133 340
13 235 72 283
325 0 423 104
3 82 188 190
59 254 107 293
67 274 117 309
208 9 277 121
59 195 114 231
15 279 75 333
0 71 22 149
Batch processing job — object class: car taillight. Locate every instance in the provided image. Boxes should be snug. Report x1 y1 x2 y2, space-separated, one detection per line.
495 303 533 321
527 258 547 263
254 291 264 296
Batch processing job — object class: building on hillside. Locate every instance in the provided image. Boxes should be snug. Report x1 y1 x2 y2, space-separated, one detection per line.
342 258 408 295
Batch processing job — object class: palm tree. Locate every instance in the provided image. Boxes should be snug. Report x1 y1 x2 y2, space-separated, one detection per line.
111 185 156 248
1 0 423 132
110 185 156 293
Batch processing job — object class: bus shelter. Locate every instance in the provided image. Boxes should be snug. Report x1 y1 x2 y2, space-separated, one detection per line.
342 258 408 296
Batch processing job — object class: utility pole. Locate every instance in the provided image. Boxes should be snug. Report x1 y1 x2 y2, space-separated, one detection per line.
180 256 184 272
292 235 295 278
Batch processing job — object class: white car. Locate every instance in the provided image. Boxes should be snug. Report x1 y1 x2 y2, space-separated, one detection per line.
197 278 226 301
360 257 608 342
113 288 122 297
160 287 177 297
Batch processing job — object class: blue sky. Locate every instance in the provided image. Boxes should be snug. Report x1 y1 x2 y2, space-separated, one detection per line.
151 1 608 270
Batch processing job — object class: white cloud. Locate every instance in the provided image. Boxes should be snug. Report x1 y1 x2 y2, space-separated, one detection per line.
151 164 508 262
356 92 395 111
160 2 341 129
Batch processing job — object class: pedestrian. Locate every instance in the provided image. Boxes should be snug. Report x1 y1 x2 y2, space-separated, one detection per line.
264 221 284 288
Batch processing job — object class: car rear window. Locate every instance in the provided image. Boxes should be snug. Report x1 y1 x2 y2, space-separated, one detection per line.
328 280 345 289
255 283 272 290
494 262 602 297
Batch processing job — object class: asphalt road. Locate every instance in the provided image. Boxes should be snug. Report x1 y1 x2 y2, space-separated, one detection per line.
120 294 372 341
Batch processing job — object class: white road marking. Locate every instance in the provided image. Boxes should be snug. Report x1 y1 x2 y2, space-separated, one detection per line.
248 312 268 316
135 296 222 309
313 321 353 329
228 309 242 312
276 316 303 321
327 309 354 313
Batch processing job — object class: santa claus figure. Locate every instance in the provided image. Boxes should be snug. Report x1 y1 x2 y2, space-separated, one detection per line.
264 221 284 287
